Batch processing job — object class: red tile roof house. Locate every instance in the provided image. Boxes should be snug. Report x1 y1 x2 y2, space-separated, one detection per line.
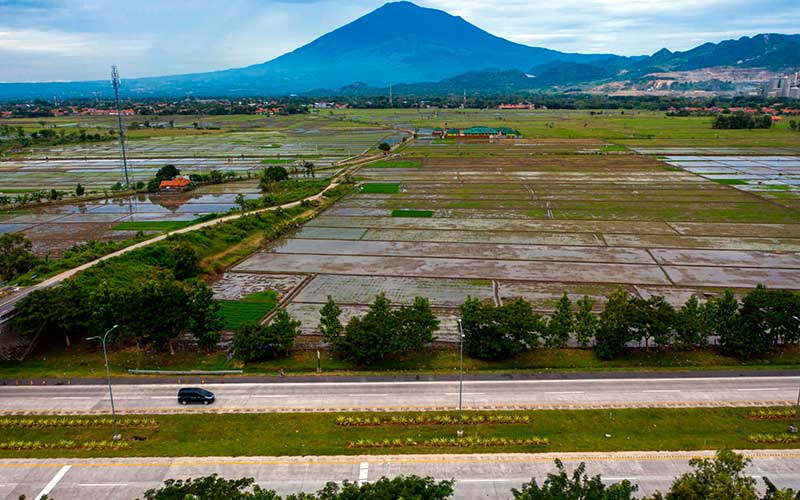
159 176 193 192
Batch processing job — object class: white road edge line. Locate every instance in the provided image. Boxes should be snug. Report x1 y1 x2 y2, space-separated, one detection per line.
358 462 369 487
642 390 681 393
348 394 390 397
36 465 70 500
253 395 290 398
444 393 486 396
737 388 779 392
545 391 585 395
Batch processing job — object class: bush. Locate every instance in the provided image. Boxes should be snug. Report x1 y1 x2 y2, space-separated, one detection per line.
594 288 635 360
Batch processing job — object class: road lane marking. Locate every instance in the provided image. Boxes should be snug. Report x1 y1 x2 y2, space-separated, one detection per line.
444 393 485 396
358 462 368 486
459 478 512 483
737 388 779 392
149 396 176 399
348 394 389 397
53 397 93 400
545 391 585 395
35 465 70 500
642 390 681 393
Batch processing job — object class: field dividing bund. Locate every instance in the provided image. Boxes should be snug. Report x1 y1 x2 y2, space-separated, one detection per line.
226 152 800 343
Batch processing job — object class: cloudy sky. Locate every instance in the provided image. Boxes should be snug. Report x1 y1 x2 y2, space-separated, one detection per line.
1 0 797 82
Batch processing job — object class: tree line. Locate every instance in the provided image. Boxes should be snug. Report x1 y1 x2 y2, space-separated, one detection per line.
712 112 773 129
112 450 798 500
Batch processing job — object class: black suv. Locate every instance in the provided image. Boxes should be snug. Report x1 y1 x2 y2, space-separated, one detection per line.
177 387 215 405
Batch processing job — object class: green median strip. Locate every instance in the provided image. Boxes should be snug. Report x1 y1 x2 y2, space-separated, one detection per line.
1 407 798 458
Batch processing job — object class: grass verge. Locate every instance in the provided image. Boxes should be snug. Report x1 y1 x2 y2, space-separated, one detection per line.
110 220 198 232
2 407 798 458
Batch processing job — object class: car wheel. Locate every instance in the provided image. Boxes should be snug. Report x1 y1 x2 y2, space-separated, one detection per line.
203 400 210 405
180 400 187 405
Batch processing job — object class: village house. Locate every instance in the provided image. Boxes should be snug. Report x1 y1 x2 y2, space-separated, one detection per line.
159 176 193 193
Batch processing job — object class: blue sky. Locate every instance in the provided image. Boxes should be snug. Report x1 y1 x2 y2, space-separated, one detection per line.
0 0 797 82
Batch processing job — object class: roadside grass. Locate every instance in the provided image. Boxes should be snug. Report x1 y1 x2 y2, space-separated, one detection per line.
260 158 296 164
361 183 400 194
4 346 800 380
367 160 421 168
110 220 198 232
391 209 433 218
217 289 279 330
1 407 798 458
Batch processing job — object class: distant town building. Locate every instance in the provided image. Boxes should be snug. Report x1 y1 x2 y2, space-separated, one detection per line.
498 103 536 110
764 72 800 99
437 126 522 139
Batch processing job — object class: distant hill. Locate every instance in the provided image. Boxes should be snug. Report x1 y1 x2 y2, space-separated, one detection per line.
0 3 797 99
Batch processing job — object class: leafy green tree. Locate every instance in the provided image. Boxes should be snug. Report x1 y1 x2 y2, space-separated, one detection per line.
545 293 573 348
674 295 710 349
461 297 543 360
314 476 454 500
155 164 180 181
395 296 439 353
595 288 634 360
187 280 222 351
169 242 200 280
0 232 38 281
512 459 637 500
130 276 190 353
260 165 289 191
75 183 85 196
630 295 676 348
11 280 88 347
658 450 758 500
235 193 247 211
319 296 343 344
330 294 397 366
575 295 598 348
709 290 751 359
140 474 281 500
378 142 391 152
233 310 301 361
739 285 800 350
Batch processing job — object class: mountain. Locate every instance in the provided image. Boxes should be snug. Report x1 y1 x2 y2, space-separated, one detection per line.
0 1 620 99
0 3 797 100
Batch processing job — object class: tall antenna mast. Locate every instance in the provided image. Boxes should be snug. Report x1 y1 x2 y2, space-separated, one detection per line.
111 65 131 188
389 83 393 108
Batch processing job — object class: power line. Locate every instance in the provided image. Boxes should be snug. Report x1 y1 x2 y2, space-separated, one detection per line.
111 65 131 188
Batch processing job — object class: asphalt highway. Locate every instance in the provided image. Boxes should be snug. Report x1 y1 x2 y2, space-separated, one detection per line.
1 376 798 414
2 450 800 500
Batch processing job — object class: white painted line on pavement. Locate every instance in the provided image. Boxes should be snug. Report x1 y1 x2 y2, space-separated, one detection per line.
459 478 513 483
445 392 485 396
36 465 70 500
642 390 681 393
150 396 176 399
358 462 369 487
53 397 93 400
545 391 585 395
737 388 778 392
348 394 389 397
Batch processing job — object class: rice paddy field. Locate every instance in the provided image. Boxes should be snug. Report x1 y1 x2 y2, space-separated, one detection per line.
0 114 402 256
221 111 800 341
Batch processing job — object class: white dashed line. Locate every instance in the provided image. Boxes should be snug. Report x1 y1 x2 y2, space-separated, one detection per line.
36 465 70 500
358 462 369 486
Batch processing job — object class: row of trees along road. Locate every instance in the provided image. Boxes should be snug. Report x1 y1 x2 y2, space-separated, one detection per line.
135 450 798 500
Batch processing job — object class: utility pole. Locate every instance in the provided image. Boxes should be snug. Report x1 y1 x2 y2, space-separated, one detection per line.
457 318 464 438
389 83 393 108
111 66 131 188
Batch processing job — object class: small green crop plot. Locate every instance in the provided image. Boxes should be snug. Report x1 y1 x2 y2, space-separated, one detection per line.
391 209 433 217
217 290 278 330
361 183 400 194
260 158 295 164
711 178 748 185
110 220 197 232
368 160 421 168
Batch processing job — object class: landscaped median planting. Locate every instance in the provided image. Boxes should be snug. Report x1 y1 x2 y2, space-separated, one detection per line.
0 417 157 429
347 436 549 449
0 440 131 451
747 408 798 420
335 413 531 427
747 433 800 444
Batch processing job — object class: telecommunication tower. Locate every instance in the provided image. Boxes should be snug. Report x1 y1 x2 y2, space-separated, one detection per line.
111 66 131 188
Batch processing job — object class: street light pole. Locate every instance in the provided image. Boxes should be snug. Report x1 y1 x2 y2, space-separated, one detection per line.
790 316 800 433
87 324 120 440
457 318 464 438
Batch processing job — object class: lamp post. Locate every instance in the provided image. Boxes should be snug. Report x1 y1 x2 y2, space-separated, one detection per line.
457 318 464 438
790 316 800 433
87 324 120 440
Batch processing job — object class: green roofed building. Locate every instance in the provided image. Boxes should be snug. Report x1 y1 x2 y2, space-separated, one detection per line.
462 126 498 137
445 128 460 137
496 126 521 137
